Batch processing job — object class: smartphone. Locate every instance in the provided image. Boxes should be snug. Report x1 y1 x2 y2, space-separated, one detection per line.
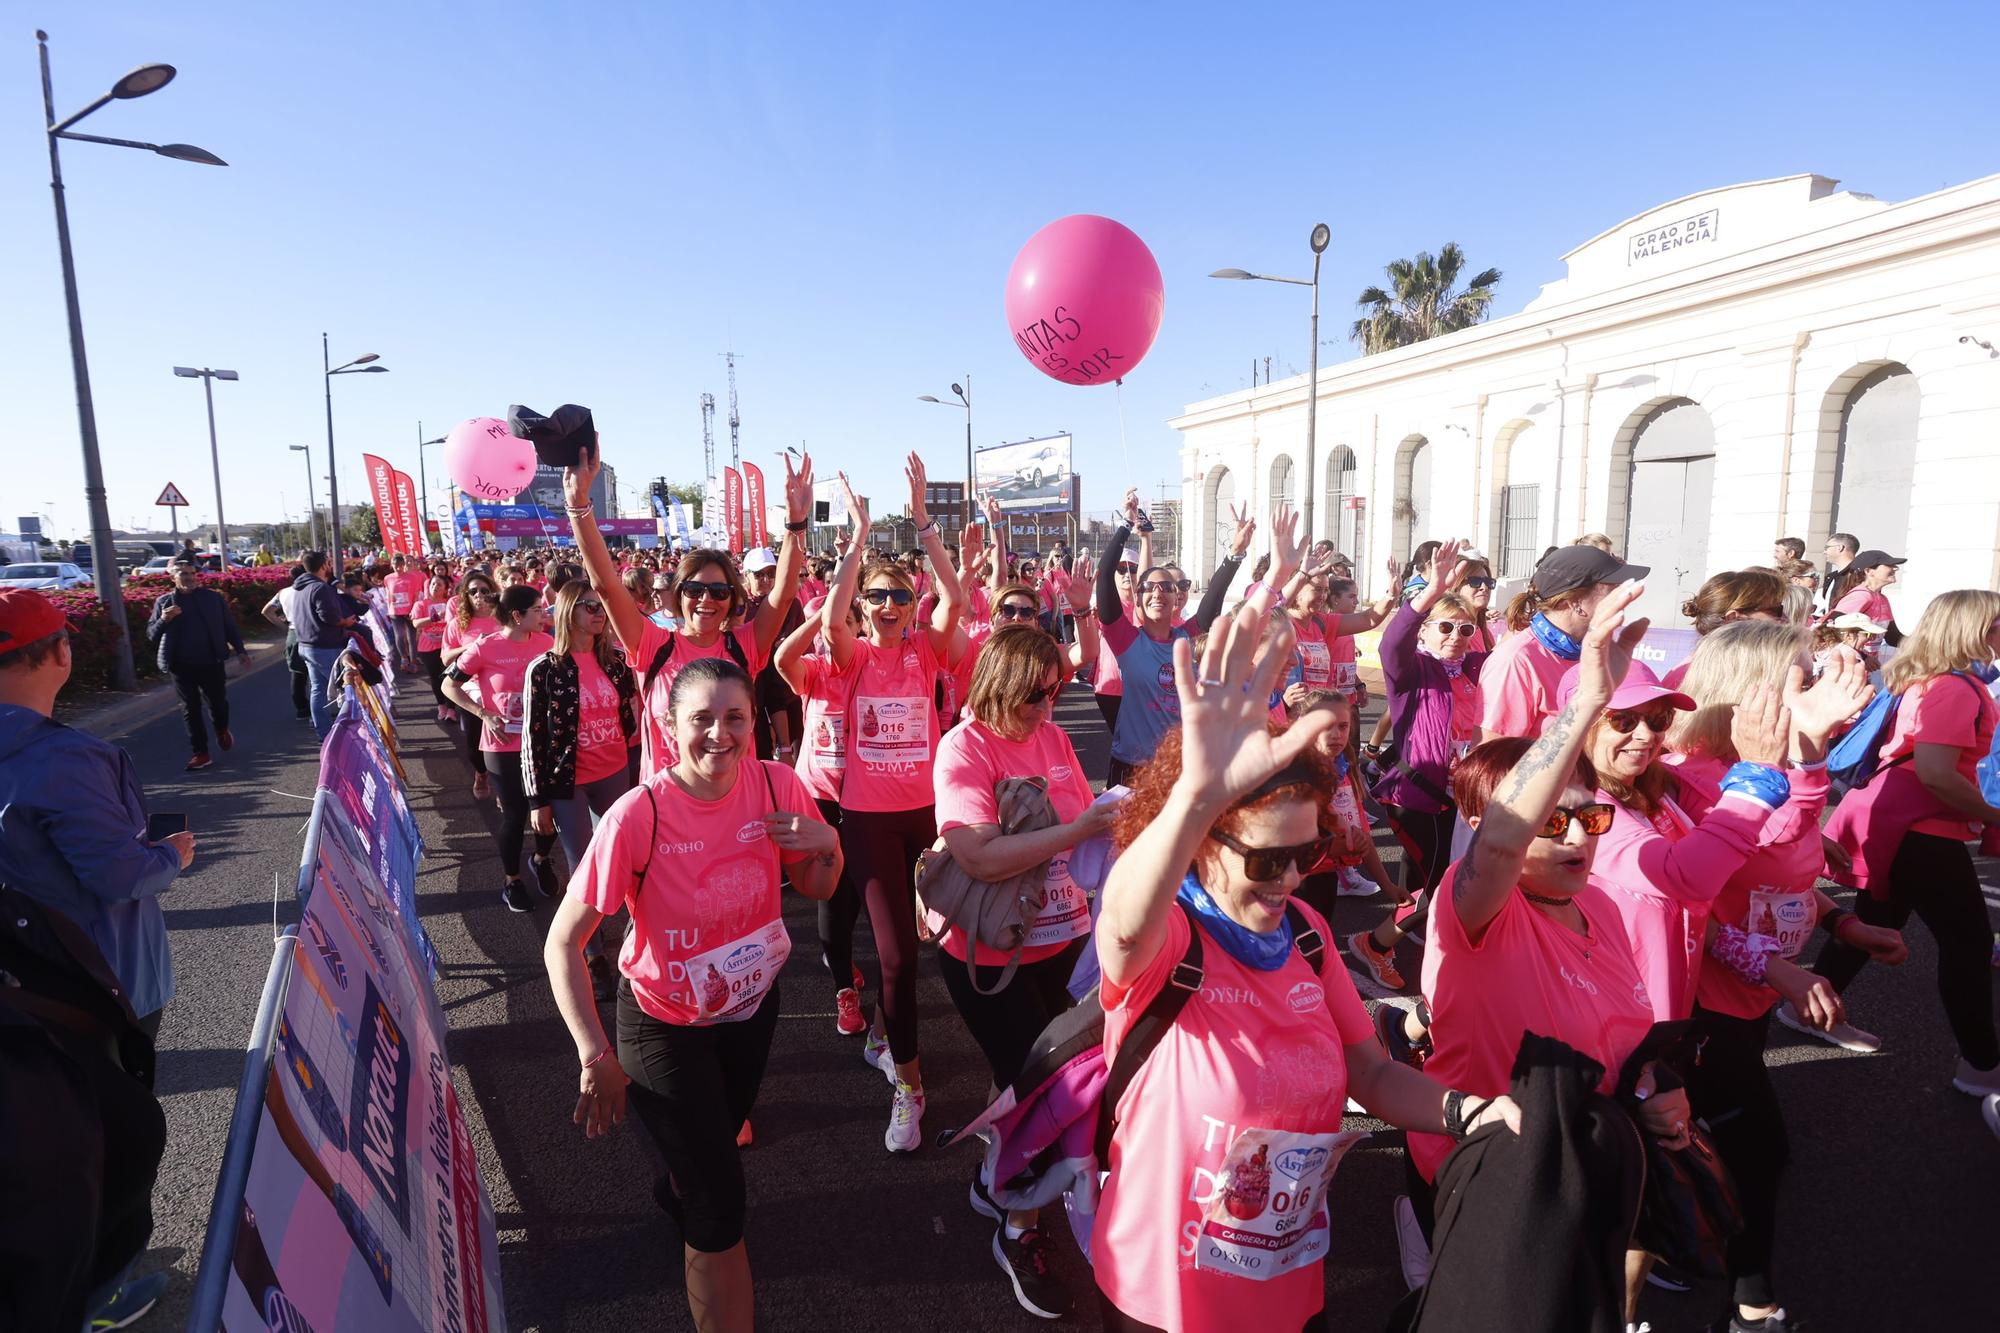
146 811 188 842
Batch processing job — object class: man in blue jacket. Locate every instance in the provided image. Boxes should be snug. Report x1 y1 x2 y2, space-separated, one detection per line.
293 549 358 737
146 560 249 771
0 588 194 1045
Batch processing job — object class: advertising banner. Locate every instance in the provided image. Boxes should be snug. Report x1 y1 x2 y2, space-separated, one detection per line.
363 455 406 555
670 497 693 545
320 696 434 980
391 471 423 557
976 435 1074 514
724 467 745 553
742 462 768 548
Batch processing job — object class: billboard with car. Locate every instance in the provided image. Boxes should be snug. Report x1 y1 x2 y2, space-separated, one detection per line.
976 434 1074 514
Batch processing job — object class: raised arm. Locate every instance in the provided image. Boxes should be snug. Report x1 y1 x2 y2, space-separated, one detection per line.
1096 505 1131 627
752 451 812 660
907 453 964 654
1233 503 1300 622
773 607 823 695
1066 551 1101 671
564 439 648 656
819 475 868 670
1190 500 1254 630
1453 581 1648 939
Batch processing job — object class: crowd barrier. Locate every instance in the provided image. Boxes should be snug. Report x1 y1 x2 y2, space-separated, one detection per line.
185 685 505 1332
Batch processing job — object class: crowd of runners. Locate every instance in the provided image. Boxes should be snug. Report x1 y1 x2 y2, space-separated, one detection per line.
261 438 2000 1333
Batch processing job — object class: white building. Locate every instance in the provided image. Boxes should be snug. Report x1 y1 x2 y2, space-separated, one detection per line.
1170 173 2000 626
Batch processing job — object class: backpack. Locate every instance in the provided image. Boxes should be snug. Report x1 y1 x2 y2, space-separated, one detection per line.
933 901 1326 1258
643 629 751 727
1829 671 1981 794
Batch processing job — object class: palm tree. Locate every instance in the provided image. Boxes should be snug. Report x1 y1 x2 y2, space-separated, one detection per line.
1350 244 1502 354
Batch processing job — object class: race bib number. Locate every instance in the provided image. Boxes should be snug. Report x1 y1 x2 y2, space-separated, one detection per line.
1194 1128 1369 1282
810 710 847 772
1745 887 1817 960
1022 853 1091 948
854 695 928 765
686 918 790 1024
499 691 526 735
390 588 413 613
1329 660 1358 691
1297 639 1332 687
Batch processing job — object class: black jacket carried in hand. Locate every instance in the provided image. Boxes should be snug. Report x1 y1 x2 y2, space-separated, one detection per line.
521 647 638 808
145 585 244 671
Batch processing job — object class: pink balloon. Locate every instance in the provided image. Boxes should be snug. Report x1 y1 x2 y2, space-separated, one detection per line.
444 417 536 502
1004 214 1165 386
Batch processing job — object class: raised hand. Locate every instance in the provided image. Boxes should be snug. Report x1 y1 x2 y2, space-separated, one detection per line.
1228 502 1256 559
1427 538 1465 592
784 450 814 523
1073 551 1095 585
1572 580 1649 707
1785 655 1872 746
564 435 603 510
1268 503 1303 579
1122 487 1143 526
1301 545 1338 579
984 494 1005 530
1171 603 1335 810
906 452 931 527
1729 682 1792 769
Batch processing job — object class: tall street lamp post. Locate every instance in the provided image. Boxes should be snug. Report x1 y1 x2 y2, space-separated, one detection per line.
1211 222 1333 543
322 335 387 575
917 375 973 530
37 29 226 689
289 445 317 552
172 366 239 560
416 423 445 554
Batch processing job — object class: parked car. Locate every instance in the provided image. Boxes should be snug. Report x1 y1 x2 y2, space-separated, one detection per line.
1012 445 1063 488
139 556 177 573
0 562 92 590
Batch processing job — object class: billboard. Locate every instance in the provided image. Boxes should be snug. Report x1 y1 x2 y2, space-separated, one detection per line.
976 434 1074 514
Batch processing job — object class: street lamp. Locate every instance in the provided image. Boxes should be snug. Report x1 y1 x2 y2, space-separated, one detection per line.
1210 222 1333 543
289 445 317 553
37 30 226 690
416 423 446 554
323 337 387 575
172 367 238 561
917 375 973 530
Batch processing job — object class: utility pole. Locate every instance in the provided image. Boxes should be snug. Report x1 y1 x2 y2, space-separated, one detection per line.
723 351 742 469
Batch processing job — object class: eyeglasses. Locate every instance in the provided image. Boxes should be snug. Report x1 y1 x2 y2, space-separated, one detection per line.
680 581 733 603
1462 577 1497 590
1207 828 1333 882
470 588 497 600
1604 704 1677 735
1427 620 1477 637
752 568 777 579
576 600 605 614
995 603 1039 621
1115 562 1138 574
861 587 915 606
1143 578 1192 594
1537 802 1615 839
1024 679 1061 705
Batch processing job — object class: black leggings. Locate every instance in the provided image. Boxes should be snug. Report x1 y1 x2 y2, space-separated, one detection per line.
1094 692 1121 734
938 939 1082 1087
617 980 779 1253
417 648 446 708
1382 801 1457 896
482 750 555 879
813 798 866 991
840 804 936 1064
454 702 483 771
1814 830 1999 1069
1687 1006 1785 1309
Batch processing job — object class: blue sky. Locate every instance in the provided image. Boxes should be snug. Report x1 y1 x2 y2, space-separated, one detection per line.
5 1 1997 543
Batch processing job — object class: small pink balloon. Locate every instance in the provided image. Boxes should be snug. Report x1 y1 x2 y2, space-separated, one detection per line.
444 417 536 502
1004 214 1165 386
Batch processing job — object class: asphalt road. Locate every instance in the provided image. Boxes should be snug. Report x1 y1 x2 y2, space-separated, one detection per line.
105 662 1997 1331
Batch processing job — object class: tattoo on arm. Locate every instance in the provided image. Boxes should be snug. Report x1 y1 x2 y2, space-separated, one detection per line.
1453 827 1483 904
1495 699 1581 802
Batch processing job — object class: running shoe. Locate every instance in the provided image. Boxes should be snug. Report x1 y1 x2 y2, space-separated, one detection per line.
1983 1094 2000 1142
1722 1309 1797 1332
834 987 866 1036
862 1030 896 1083
217 727 235 751
85 1271 168 1330
1374 1002 1425 1069
472 772 492 801
1392 1195 1430 1291
185 752 212 771
531 853 561 898
1346 930 1406 992
1952 1057 2000 1097
1338 866 1381 897
885 1080 924 1152
968 1162 1004 1223
992 1227 1072 1319
1774 1001 1880 1053
853 963 867 991
501 880 533 913
587 954 616 1003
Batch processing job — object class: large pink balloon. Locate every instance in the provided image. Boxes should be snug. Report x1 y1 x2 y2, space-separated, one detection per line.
1004 214 1165 386
444 417 536 502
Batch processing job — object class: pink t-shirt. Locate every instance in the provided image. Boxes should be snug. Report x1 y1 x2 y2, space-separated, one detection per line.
1329 632 1359 701
629 622 769 780
932 719 1094 965
1415 865 1655 1182
1479 628 1572 738
412 599 452 653
1877 674 1999 838
440 612 499 660
824 635 945 813
571 762 824 1026
456 632 554 753
1093 902 1371 1333
792 646 849 803
387 571 428 616
574 653 629 786
1093 613 1125 696
1835 586 1895 626
1292 614 1333 690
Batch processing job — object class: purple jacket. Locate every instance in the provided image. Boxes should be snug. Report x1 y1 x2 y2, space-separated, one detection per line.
1373 600 1490 813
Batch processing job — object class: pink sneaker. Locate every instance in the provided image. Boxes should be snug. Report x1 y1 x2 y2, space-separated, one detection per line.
835 987 866 1036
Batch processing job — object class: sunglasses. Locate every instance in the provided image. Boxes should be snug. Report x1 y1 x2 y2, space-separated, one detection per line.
862 588 915 606
1537 802 1615 839
995 603 1040 621
576 600 605 614
1604 704 1678 735
1024 679 1060 706
1208 828 1333 882
1115 562 1138 574
1462 577 1497 590
470 588 497 600
680 581 733 603
1427 620 1477 637
1143 579 1193 594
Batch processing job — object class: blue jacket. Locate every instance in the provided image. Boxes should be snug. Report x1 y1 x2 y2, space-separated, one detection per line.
293 570 353 648
146 584 244 671
0 704 181 1016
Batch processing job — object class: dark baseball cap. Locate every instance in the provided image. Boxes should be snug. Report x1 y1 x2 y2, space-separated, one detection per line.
1850 549 1905 572
1531 545 1650 598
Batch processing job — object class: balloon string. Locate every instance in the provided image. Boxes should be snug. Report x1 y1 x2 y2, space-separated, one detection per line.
1115 378 1131 475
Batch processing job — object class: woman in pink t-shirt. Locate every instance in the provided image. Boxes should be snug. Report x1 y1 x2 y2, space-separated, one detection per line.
544 657 841 1333
440 571 502 797
409 572 455 721
812 460 965 1152
1481 544 1644 738
1819 588 2000 1102
1830 550 1902 632
442 585 557 912
1093 603 1518 1333
932 625 1119 1318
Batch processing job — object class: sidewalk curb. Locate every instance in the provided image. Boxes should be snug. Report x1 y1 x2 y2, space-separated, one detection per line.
59 641 290 743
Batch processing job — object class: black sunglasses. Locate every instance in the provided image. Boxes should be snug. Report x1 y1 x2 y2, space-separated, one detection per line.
1115 562 1138 574
1143 578 1192 594
861 587 915 606
995 602 1039 621
576 599 605 614
1427 620 1477 637
1604 704 1677 735
1537 802 1615 839
1462 577 1497 590
680 581 733 603
1207 828 1332 882
1024 679 1060 706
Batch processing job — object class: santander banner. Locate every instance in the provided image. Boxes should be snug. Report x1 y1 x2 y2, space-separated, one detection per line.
362 454 406 556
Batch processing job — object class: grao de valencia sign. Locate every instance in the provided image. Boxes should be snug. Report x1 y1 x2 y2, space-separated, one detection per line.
1629 209 1719 264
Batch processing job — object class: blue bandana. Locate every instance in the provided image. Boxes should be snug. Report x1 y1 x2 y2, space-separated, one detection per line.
1529 612 1583 662
1176 871 1294 971
1970 661 2000 685
1334 753 1351 783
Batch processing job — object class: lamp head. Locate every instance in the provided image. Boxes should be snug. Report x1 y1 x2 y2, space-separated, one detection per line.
351 353 380 365
214 369 240 381
1209 268 1253 280
290 445 308 453
918 395 941 404
111 64 175 99
155 143 227 166
950 383 964 398
172 366 200 378
1310 223 1331 254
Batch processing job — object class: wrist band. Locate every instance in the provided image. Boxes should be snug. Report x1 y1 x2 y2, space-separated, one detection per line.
785 519 808 532
1820 906 1855 936
917 519 937 534
581 1047 611 1070
565 504 594 518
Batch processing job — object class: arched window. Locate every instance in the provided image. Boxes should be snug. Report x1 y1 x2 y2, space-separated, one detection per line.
1393 435 1431 566
1324 446 1358 557
1621 398 1716 626
1270 454 1296 511
1831 365 1917 559
1204 465 1236 569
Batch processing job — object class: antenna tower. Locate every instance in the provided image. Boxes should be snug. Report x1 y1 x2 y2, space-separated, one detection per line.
700 393 717 481
723 351 742 468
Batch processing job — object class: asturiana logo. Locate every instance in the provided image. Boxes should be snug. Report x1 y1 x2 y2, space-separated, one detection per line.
1287 981 1325 1014
736 821 766 844
724 941 767 974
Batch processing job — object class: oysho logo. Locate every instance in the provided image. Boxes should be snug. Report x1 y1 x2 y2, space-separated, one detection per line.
724 941 767 974
1286 980 1325 1014
1202 985 1262 1008
660 839 705 855
736 820 767 844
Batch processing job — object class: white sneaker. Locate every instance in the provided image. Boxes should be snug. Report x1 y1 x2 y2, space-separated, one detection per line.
1337 867 1380 897
862 1031 896 1084
1392 1195 1430 1291
1627 1323 1652 1333
1774 1001 1881 1053
1952 1057 2000 1097
886 1080 925 1152
1983 1094 2000 1141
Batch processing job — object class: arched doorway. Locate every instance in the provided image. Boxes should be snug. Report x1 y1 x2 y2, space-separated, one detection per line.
1269 454 1296 512
1393 434 1431 566
1204 464 1236 570
1323 446 1359 557
1621 398 1716 625
1830 365 1917 558
1487 419 1547 577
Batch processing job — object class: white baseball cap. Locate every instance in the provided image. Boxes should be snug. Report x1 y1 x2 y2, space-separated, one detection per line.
743 547 777 573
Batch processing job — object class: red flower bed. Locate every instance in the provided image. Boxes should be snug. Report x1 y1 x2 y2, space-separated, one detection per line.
42 568 296 690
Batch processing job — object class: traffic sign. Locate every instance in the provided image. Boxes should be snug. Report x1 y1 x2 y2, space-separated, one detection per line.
156 482 190 507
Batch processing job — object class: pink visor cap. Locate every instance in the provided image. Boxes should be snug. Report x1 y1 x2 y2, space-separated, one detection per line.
1555 660 1696 716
